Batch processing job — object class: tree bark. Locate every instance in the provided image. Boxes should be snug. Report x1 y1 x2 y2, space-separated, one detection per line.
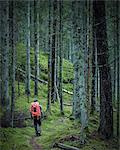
59 0 64 114
1 0 10 127
72 0 80 118
9 0 16 128
93 0 113 139
47 0 52 112
116 0 120 143
26 0 31 100
91 32 97 114
34 0 40 96
0 3 2 102
78 1 88 143
51 0 57 103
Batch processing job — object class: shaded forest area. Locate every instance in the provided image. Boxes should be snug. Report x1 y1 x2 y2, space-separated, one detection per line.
0 0 120 150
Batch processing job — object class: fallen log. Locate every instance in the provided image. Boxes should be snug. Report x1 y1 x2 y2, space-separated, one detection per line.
54 143 80 150
31 74 48 84
17 68 47 84
63 103 72 106
17 67 73 95
62 89 73 95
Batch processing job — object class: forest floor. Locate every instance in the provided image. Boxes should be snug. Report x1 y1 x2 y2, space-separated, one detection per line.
30 136 42 150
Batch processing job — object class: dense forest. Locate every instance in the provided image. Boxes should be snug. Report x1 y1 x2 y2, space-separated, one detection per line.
0 0 120 150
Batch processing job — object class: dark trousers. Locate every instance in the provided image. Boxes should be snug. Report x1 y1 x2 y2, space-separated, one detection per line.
33 116 41 135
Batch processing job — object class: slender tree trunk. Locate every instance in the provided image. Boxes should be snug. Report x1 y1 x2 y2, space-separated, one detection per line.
90 0 98 114
0 3 2 101
78 1 88 143
55 1 59 102
30 1 34 48
69 38 72 62
97 68 100 103
87 0 93 111
116 0 120 143
91 32 97 114
45 24 48 52
34 0 40 96
95 35 98 109
51 0 57 103
86 0 90 107
10 0 16 127
47 0 52 112
113 3 117 108
59 0 63 114
1 1 10 127
72 1 81 118
18 76 20 96
93 0 113 139
26 0 31 102
71 38 74 63
83 1 88 106
53 20 57 101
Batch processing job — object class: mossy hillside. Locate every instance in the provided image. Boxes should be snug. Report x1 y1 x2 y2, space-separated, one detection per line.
16 43 74 85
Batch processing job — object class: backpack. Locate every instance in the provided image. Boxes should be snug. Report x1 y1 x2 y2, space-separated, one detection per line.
39 105 43 118
30 102 41 117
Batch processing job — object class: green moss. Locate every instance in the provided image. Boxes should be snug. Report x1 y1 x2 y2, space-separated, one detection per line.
0 127 34 150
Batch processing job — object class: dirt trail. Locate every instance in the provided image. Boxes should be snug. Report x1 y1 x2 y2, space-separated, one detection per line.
30 136 42 150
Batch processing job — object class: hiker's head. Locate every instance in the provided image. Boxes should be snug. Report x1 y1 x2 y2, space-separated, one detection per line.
34 98 38 102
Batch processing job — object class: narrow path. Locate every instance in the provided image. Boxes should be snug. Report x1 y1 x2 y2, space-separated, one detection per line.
30 136 42 150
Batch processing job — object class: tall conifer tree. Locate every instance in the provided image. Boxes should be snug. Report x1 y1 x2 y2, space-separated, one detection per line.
93 0 113 138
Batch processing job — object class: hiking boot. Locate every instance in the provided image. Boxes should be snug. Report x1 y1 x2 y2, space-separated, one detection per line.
37 132 41 136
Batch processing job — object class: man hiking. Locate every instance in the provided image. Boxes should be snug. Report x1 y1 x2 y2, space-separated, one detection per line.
30 98 42 136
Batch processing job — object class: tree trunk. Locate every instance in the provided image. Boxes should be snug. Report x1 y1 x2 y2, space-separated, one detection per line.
54 143 80 150
30 1 34 47
51 0 57 103
59 0 63 114
87 0 98 114
34 0 40 96
72 0 80 118
93 0 113 139
1 0 10 127
18 77 20 96
26 0 31 101
91 32 97 114
113 3 117 108
47 0 52 112
0 3 2 101
9 0 16 128
78 1 88 143
116 0 120 143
